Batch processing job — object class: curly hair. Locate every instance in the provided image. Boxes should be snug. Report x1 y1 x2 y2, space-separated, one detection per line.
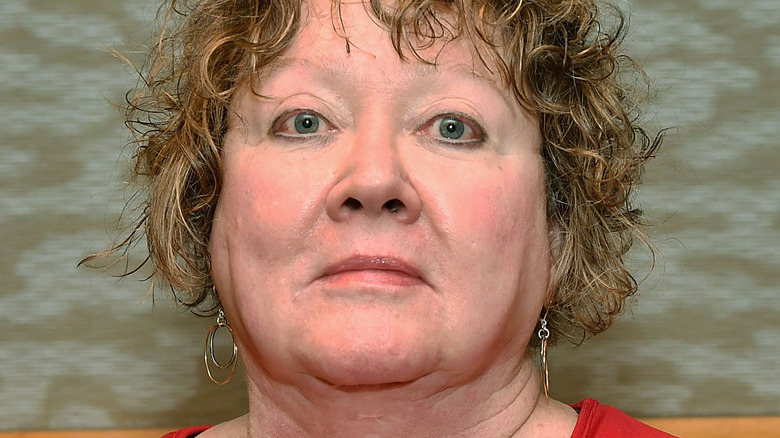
88 0 661 344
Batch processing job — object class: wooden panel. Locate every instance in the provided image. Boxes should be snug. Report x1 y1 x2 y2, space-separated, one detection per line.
3 418 780 438
0 431 170 438
643 417 780 438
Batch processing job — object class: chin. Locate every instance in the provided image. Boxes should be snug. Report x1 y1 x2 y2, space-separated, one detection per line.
316 359 432 389
295 310 441 388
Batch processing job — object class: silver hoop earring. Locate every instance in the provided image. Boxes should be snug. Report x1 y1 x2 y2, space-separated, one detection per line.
204 308 238 385
538 309 551 397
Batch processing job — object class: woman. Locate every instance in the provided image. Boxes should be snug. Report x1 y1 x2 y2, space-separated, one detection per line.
95 0 671 435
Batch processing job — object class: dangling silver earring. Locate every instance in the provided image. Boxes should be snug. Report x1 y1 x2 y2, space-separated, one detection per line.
204 308 238 385
538 308 551 397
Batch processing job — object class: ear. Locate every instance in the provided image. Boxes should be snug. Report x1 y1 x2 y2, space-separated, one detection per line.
545 218 563 305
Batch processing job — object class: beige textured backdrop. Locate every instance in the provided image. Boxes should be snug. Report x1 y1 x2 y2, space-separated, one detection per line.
1 0 778 431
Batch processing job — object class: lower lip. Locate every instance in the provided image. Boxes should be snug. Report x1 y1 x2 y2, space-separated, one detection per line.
318 269 423 289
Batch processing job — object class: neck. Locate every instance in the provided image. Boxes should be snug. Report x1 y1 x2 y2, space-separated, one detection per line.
239 352 574 437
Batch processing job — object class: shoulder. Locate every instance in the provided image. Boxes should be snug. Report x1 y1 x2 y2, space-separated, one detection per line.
160 426 212 438
571 399 678 438
171 416 248 438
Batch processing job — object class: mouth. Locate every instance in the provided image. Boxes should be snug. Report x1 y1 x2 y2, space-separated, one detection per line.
317 255 425 289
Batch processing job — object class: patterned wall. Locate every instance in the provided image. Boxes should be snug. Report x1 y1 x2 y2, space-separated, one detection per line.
1 0 778 430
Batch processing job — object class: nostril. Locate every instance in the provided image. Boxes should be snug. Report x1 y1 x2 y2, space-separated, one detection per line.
384 199 403 214
344 197 362 211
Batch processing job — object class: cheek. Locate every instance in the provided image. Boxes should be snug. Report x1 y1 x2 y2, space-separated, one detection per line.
209 152 325 300
456 167 547 250
218 153 324 238
435 167 549 361
456 161 549 302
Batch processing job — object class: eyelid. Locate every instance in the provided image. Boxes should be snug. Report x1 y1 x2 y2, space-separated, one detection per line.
271 108 336 137
419 112 486 144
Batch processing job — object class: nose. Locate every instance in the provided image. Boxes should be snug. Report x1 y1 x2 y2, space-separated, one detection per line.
325 125 422 224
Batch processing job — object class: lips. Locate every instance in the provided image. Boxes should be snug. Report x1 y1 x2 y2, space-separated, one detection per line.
318 255 425 289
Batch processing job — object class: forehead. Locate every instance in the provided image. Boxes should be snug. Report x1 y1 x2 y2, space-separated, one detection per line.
269 0 505 85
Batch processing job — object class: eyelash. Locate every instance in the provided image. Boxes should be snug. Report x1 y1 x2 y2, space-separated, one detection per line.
270 109 486 147
418 113 486 146
271 110 335 139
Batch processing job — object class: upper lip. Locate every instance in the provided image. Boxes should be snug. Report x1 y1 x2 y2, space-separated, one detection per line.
320 255 424 280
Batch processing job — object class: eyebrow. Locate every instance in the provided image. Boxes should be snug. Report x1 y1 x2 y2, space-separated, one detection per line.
258 54 504 92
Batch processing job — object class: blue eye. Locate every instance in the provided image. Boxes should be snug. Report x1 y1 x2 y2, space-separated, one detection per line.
421 114 484 145
439 117 465 140
293 113 320 134
273 110 333 138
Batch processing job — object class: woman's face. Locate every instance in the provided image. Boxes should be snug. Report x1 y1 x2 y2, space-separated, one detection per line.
209 0 550 389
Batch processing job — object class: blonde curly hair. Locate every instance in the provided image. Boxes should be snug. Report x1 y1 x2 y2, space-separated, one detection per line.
89 0 661 344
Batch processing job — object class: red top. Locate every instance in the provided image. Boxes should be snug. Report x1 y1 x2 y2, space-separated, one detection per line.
161 399 676 437
161 425 211 438
570 399 676 437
